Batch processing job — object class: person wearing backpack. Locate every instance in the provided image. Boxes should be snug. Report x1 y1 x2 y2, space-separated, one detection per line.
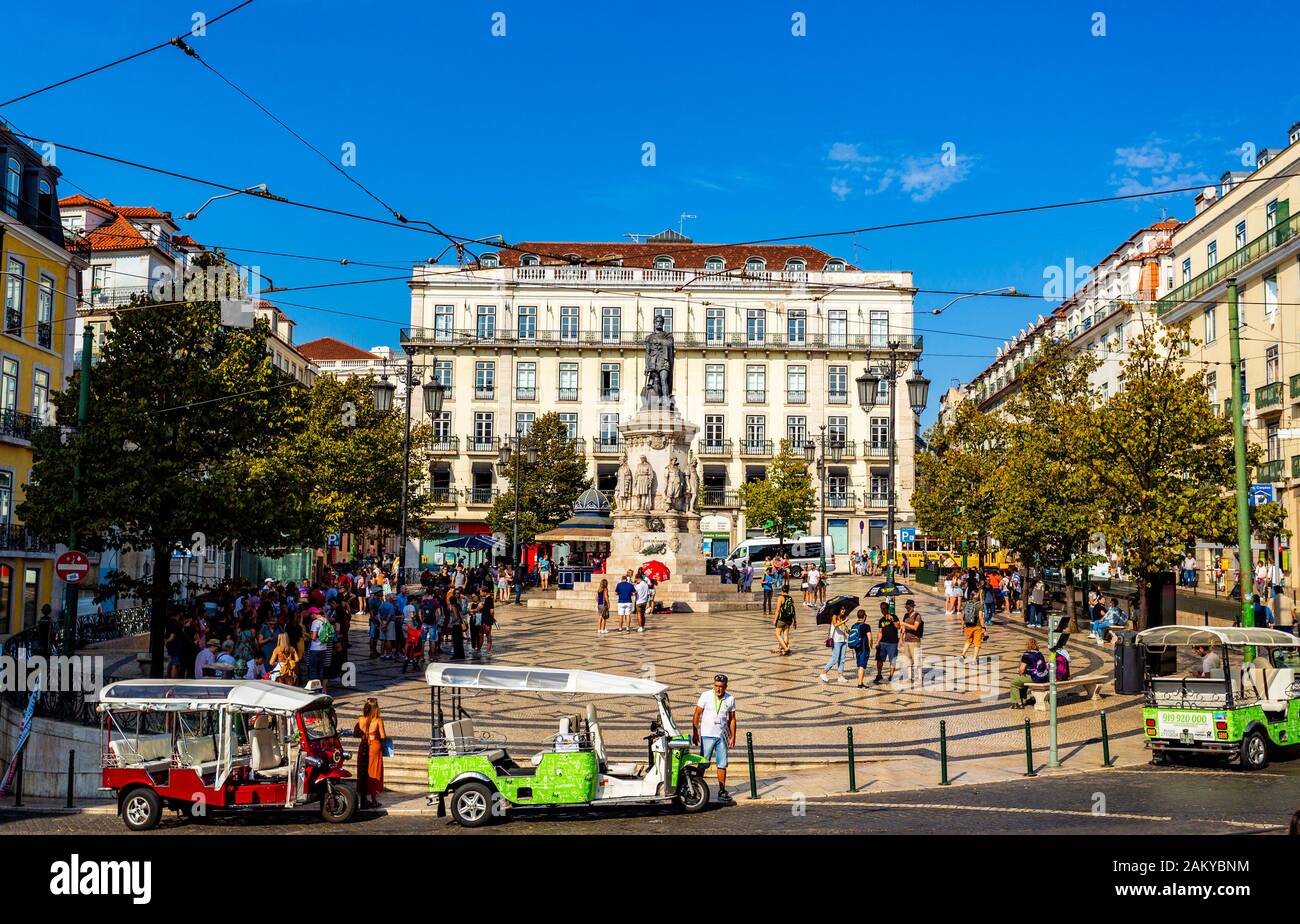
960 593 984 659
307 606 332 686
848 609 875 688
1009 639 1050 708
900 598 924 684
772 587 797 655
819 604 850 683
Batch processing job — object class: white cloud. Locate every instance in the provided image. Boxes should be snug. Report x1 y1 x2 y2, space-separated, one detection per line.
825 142 971 202
898 153 972 202
1110 138 1210 198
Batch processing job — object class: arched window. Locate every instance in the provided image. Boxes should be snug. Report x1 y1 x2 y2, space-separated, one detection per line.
653 255 674 270
520 253 540 266
825 259 846 272
744 257 766 274
704 257 725 273
480 252 499 267
785 258 807 272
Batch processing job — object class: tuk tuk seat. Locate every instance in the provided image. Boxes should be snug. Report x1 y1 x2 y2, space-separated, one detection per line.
176 735 226 776
249 714 290 777
108 733 172 771
442 719 506 763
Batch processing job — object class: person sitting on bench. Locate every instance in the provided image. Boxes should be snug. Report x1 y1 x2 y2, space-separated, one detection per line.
1009 639 1050 708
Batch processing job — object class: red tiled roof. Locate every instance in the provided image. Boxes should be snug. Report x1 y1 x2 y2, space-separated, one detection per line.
171 234 204 250
60 196 181 253
493 240 856 271
298 337 376 361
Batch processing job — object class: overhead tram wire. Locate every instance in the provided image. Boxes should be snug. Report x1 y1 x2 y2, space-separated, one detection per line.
0 0 257 109
15 128 1300 276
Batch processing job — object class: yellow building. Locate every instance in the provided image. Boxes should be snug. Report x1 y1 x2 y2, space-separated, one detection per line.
1156 119 1300 604
0 123 85 634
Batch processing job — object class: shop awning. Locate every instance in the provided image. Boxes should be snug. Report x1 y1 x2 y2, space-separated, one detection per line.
534 526 612 542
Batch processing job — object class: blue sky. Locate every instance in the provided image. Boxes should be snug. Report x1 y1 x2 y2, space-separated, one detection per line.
9 0 1300 426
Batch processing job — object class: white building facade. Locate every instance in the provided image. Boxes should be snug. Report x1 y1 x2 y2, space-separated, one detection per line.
404 234 923 562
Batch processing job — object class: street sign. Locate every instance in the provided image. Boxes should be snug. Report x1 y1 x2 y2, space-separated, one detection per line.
899 527 917 543
327 533 341 548
1249 483 1275 507
55 550 91 584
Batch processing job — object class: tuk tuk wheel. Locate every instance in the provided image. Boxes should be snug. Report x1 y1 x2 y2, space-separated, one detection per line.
676 771 710 813
321 782 358 823
121 788 162 832
1240 729 1270 771
450 781 497 827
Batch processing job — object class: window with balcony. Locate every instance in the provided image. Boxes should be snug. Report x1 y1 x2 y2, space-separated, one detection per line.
1181 258 1191 284
654 255 674 270
744 415 766 451
2 357 19 416
1266 345 1279 385
1206 241 1217 268
516 361 536 400
559 413 579 442
480 253 499 268
602 306 622 342
598 413 619 451
828 309 847 346
1204 306 1216 343
869 310 888 346
517 305 537 341
705 257 725 273
36 277 53 349
600 363 620 401
515 412 535 437
825 259 846 272
869 417 888 454
1235 221 1247 250
746 308 766 344
476 305 497 340
473 412 495 447
828 365 848 403
433 359 453 397
32 368 49 425
4 258 23 337
431 411 453 447
520 254 540 266
786 416 807 447
704 414 725 450
828 416 847 446
746 364 766 403
745 257 766 274
559 362 579 401
1265 275 1279 318
3 159 19 217
705 363 725 402
560 305 579 342
474 361 495 399
1267 199 1279 230
787 308 806 345
706 307 724 344
786 364 806 403
433 304 454 341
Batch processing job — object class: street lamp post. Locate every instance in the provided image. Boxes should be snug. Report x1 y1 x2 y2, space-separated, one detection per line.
857 343 930 606
803 424 828 570
375 354 445 587
498 433 537 573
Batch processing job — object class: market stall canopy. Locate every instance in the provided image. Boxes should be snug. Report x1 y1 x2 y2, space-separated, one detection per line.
1136 625 1300 648
424 663 667 696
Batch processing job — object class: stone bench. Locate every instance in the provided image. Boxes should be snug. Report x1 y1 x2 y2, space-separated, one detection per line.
1023 673 1109 712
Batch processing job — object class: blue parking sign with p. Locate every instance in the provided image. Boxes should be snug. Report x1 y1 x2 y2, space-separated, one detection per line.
1249 484 1274 507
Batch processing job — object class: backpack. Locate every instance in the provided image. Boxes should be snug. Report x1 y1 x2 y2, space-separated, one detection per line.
1055 654 1070 681
846 621 866 650
915 617 925 640
1026 652 1049 682
962 599 981 627
316 618 337 645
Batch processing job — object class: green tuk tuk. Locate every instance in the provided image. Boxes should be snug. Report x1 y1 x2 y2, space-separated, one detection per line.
1138 625 1300 770
424 664 712 826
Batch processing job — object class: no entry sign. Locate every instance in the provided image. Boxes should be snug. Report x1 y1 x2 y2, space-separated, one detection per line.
56 550 91 584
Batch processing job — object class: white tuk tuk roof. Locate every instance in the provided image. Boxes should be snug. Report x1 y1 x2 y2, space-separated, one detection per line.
96 679 333 712
424 664 668 696
1135 625 1300 648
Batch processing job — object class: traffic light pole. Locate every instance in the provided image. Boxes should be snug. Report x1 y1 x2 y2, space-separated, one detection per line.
1228 279 1255 632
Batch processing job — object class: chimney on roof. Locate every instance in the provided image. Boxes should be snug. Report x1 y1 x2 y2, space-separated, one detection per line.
1257 148 1276 169
1290 122 1300 146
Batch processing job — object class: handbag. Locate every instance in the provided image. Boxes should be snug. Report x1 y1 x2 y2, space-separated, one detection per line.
381 737 395 758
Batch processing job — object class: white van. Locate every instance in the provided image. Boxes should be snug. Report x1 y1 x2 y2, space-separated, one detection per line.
725 535 836 576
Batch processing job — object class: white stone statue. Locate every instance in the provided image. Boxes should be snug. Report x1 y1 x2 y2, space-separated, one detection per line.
664 456 686 512
633 455 655 512
615 456 633 509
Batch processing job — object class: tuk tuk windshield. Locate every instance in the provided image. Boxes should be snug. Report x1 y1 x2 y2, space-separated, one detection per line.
301 708 338 740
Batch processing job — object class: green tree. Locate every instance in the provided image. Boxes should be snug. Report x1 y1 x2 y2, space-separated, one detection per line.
913 400 1005 561
19 275 318 674
1084 324 1240 627
988 341 1101 626
738 439 815 547
1250 501 1291 548
488 413 591 553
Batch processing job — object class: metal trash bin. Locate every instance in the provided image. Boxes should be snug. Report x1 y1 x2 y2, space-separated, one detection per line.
1112 631 1145 694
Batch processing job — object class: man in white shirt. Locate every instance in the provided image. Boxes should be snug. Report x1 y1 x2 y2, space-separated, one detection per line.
1193 645 1223 678
633 576 651 632
692 674 737 803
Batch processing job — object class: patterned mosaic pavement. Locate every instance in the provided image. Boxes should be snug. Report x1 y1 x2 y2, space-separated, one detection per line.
332 575 1142 762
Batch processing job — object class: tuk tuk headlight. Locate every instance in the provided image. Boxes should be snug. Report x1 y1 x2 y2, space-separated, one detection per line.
304 755 325 769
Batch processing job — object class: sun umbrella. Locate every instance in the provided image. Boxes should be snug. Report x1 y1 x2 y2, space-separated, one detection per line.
641 560 670 582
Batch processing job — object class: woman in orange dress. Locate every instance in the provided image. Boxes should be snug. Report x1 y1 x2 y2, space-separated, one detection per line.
353 697 386 808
